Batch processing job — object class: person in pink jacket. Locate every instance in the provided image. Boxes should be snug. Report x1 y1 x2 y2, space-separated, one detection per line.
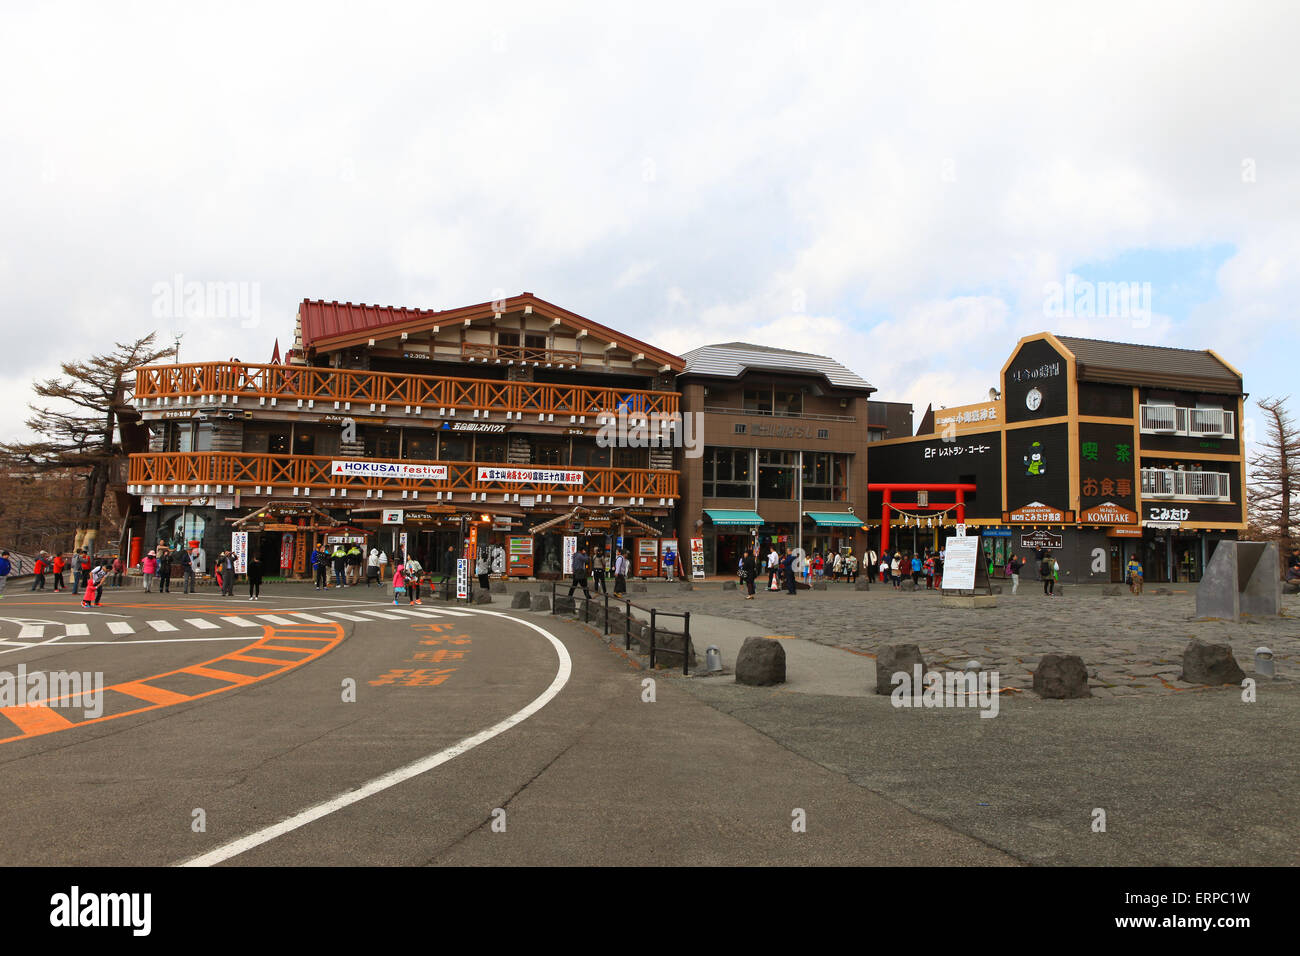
141 551 158 592
391 564 406 605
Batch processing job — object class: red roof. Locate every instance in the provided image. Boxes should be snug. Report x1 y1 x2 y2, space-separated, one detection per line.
297 293 684 371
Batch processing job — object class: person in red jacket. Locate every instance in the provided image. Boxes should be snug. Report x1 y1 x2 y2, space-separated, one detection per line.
51 553 66 591
30 554 47 591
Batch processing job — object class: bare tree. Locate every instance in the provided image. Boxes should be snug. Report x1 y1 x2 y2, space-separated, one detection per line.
0 334 172 552
1247 395 1299 551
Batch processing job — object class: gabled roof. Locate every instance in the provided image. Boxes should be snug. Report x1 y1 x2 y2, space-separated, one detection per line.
297 294 684 371
679 342 874 391
1054 335 1242 394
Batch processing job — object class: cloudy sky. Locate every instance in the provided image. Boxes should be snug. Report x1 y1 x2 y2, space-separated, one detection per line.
2 1 1297 442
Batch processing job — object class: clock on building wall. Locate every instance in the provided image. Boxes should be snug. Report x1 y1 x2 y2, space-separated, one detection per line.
1025 387 1043 412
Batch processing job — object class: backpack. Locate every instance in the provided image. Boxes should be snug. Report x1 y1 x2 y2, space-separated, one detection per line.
1039 558 1052 577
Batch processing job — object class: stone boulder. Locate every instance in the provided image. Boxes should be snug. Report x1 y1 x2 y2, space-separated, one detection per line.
1032 654 1091 699
854 579 871 591
635 624 696 668
722 580 737 591
472 590 492 605
530 593 551 612
735 636 786 686
490 580 507 593
552 595 575 615
511 591 531 609
875 643 925 695
1181 639 1246 685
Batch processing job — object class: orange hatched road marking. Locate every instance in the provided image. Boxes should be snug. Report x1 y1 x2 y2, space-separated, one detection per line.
0 622 345 746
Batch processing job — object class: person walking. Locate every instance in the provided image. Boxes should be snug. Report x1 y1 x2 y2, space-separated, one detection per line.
1040 554 1055 596
312 545 327 589
782 549 797 595
247 554 263 600
51 552 66 592
866 549 878 583
890 552 901 588
366 548 381 587
177 547 194 593
933 550 944 589
910 553 923 589
1007 553 1021 594
741 549 757 599
568 547 592 600
405 554 423 604
591 547 607 593
31 553 47 591
1126 554 1144 595
475 550 490 591
331 545 347 588
142 550 157 592
663 546 676 582
0 551 11 598
613 549 629 596
924 552 935 589
391 562 406 605
439 545 457 585
345 544 363 586
158 547 173 594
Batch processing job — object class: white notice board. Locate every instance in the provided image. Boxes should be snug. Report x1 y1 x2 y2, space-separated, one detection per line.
943 536 980 591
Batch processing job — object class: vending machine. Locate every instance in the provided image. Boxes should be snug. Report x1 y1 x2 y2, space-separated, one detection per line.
635 538 659 577
508 536 534 577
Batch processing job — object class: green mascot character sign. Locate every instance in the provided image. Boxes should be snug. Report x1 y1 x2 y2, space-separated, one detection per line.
1024 441 1046 476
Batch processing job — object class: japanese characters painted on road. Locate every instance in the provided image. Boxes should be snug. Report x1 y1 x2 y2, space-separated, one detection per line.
331 460 448 480
382 509 403 525
691 537 705 579
231 532 248 573
563 536 577 575
943 535 981 590
477 466 584 484
456 558 468 599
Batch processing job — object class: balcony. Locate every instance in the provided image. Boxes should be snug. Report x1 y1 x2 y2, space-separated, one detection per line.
1140 468 1231 500
132 362 678 418
701 405 856 423
460 341 583 367
127 452 678 503
1139 404 1234 438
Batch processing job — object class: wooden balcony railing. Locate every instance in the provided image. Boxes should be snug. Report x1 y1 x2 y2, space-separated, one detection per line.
128 452 679 501
132 362 678 417
460 342 584 366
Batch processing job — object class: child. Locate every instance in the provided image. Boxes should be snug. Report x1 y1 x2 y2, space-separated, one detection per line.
392 563 406 605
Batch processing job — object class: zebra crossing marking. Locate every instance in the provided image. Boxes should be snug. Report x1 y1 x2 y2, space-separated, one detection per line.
146 620 178 632
186 618 220 630
221 616 260 628
107 622 135 635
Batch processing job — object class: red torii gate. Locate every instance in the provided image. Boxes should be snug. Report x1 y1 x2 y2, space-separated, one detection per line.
869 482 977 554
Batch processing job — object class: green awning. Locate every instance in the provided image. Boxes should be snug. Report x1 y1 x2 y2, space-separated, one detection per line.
804 511 863 527
704 509 765 526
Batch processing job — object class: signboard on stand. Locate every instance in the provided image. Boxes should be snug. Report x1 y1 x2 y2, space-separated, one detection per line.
231 532 248 574
942 535 980 590
456 558 468 599
690 537 705 579
563 536 577 576
399 532 408 561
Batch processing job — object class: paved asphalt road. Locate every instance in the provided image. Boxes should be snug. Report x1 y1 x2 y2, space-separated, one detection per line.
0 585 1014 866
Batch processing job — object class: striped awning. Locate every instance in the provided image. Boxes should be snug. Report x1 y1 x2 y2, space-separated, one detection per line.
804 511 863 527
704 509 765 526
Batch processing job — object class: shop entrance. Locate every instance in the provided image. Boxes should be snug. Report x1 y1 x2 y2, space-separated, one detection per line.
1174 536 1203 583
715 534 749 575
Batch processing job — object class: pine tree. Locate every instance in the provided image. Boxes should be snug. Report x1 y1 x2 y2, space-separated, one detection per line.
1247 395 1299 551
0 334 172 552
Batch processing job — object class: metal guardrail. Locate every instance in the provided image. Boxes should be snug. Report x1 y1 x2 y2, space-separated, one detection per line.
550 578 692 675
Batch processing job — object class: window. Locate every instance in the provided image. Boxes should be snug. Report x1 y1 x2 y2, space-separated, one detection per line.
571 442 610 468
404 433 437 461
757 449 795 499
269 432 290 455
802 452 849 501
525 334 546 350
439 437 471 461
534 441 564 466
734 423 747 434
476 438 507 463
293 432 315 456
743 389 773 414
703 447 754 498
498 332 520 347
613 447 644 469
194 423 213 452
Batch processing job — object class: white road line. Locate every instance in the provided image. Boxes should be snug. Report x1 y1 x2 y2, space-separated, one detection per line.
57 637 254 646
107 621 135 635
17 625 45 639
290 613 334 624
179 607 571 867
255 615 298 625
146 620 179 632
359 610 405 620
414 606 472 617
221 616 260 628
325 612 370 622
186 618 220 630
64 623 90 637
386 609 432 618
